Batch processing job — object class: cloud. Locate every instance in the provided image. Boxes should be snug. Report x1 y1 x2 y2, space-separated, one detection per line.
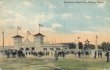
43 13 54 21
0 1 3 5
97 0 106 8
72 30 95 34
22 1 32 7
48 4 56 9
62 13 73 19
14 13 25 22
42 27 55 33
61 13 79 20
84 15 92 20
0 7 26 30
52 23 62 29
97 3 105 8
90 25 110 33
45 1 56 9
34 13 54 23
41 23 63 33
104 17 110 21
0 19 6 25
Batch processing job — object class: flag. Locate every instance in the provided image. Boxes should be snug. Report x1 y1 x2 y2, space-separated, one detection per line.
17 26 21 30
27 31 31 35
39 24 43 27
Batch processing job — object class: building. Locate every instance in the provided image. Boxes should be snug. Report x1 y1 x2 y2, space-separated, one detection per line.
12 33 76 56
12 35 24 49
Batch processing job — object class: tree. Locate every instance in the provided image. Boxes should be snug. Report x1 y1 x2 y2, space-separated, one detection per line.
99 42 110 51
89 44 95 50
69 43 76 49
84 44 95 50
98 45 101 49
78 42 83 49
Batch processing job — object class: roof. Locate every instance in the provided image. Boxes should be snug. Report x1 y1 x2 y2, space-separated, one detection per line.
23 39 31 43
12 35 24 38
33 33 44 37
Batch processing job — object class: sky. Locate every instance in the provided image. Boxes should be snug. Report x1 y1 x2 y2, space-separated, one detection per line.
0 0 110 46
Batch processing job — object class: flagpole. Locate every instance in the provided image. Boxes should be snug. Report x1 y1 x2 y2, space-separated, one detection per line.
27 31 28 39
17 27 18 35
39 24 40 33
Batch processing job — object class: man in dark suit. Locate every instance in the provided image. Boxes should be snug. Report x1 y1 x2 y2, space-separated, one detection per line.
106 51 109 62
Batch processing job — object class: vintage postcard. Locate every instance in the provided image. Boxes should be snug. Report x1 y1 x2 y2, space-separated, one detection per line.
0 0 110 70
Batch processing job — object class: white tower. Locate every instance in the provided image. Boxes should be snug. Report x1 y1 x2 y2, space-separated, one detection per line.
34 33 44 45
33 33 44 49
12 35 24 49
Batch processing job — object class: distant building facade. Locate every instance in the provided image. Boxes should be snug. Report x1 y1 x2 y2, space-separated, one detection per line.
11 33 76 55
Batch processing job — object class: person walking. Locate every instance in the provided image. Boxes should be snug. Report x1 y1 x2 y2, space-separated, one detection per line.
62 51 65 59
105 51 109 62
54 51 59 61
78 51 81 58
100 51 102 58
94 51 97 59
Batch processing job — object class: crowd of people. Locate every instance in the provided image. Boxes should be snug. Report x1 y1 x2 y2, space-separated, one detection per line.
54 50 110 62
0 49 110 62
0 49 50 58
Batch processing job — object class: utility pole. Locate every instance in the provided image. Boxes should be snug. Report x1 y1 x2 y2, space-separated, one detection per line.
77 37 80 48
76 37 80 51
77 37 80 43
95 35 98 50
